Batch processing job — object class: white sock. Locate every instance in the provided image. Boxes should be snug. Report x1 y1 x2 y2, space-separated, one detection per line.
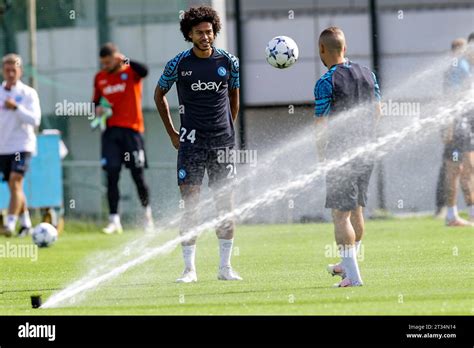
6 214 18 232
182 244 196 271
144 206 153 220
219 238 234 268
19 210 32 228
338 241 361 267
109 214 121 225
340 245 362 284
469 205 474 219
446 206 458 221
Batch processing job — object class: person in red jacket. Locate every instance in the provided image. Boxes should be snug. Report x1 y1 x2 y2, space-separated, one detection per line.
93 42 153 234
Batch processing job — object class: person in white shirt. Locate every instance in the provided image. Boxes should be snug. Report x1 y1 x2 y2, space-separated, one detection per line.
0 53 41 237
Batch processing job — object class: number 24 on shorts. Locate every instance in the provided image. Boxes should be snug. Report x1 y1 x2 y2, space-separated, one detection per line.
180 128 196 144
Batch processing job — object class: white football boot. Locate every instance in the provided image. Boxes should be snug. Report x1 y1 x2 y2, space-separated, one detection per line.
445 217 474 227
102 221 123 235
176 269 197 283
327 263 346 278
333 277 363 288
217 266 242 281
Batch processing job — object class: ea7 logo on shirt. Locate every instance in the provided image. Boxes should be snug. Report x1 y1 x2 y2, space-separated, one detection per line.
191 80 222 92
181 70 192 77
103 83 126 95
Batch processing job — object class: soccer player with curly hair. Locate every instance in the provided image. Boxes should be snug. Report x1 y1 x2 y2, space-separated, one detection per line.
155 6 241 282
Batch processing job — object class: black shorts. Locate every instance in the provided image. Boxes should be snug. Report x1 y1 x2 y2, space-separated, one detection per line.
0 152 32 182
444 117 474 161
177 145 236 187
443 144 466 162
443 136 474 162
101 127 148 170
325 159 374 211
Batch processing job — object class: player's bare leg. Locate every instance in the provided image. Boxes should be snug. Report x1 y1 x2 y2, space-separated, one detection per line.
4 172 25 237
176 184 200 283
214 189 241 281
459 151 474 221
328 206 364 278
331 209 363 287
17 192 32 237
351 206 364 253
445 159 472 226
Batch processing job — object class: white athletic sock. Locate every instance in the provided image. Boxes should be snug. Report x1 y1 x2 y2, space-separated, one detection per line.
109 214 121 225
446 206 458 221
19 210 32 228
340 245 362 284
469 205 474 219
6 214 18 232
336 241 362 268
219 238 234 268
182 244 196 271
144 206 153 220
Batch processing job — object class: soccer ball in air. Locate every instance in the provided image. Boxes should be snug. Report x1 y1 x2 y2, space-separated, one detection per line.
32 223 58 248
265 36 299 69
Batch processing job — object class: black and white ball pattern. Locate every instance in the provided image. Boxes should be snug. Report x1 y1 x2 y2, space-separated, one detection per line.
32 223 58 248
265 36 299 69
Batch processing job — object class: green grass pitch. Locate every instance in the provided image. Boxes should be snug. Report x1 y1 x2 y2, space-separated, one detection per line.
1 217 472 315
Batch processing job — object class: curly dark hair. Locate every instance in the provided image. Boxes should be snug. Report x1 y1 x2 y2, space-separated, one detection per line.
180 6 221 42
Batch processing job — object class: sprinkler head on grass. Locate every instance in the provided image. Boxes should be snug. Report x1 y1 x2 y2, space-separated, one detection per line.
31 295 42 309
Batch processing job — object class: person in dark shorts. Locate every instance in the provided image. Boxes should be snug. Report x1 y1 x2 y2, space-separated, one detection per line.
155 6 241 283
440 38 473 227
93 43 153 234
436 35 474 219
314 27 381 287
0 54 41 238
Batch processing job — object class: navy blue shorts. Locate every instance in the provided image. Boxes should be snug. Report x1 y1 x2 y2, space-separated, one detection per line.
444 116 474 161
101 127 148 170
0 152 32 182
177 145 236 187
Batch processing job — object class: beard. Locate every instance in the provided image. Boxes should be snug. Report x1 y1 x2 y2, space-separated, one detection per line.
194 40 213 51
107 61 122 73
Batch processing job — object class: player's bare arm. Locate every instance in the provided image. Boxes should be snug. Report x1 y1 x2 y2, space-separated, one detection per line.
314 117 328 162
154 86 180 149
229 88 240 122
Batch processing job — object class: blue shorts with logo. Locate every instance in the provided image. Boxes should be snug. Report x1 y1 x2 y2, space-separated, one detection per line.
0 152 32 182
177 145 235 187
